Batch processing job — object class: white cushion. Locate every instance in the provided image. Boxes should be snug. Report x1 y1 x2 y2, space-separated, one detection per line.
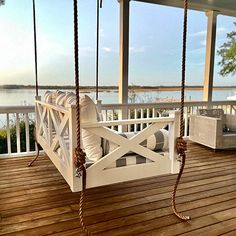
64 93 76 107
80 95 102 161
43 91 102 161
44 91 53 103
55 92 66 106
53 90 64 103
44 90 64 104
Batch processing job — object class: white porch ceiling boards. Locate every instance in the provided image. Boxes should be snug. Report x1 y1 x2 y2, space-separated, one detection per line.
134 0 236 17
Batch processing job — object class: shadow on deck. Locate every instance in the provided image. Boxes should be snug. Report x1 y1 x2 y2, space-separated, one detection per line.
1 142 236 235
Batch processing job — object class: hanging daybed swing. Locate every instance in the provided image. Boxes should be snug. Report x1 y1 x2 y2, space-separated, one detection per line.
29 0 190 233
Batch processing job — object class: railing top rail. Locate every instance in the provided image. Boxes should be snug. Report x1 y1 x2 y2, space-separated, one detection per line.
0 99 236 114
0 106 35 114
100 100 236 110
82 117 175 128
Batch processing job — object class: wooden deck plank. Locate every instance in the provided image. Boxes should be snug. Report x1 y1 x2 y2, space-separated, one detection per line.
181 218 236 236
1 142 236 235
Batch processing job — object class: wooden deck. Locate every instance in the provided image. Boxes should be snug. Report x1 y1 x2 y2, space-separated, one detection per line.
1 142 236 236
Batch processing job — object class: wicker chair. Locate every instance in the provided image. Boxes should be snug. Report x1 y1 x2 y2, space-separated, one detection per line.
189 109 236 149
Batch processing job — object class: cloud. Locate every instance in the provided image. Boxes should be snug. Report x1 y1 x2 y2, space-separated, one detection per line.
80 46 94 53
200 40 206 46
99 28 105 38
0 19 34 70
129 46 145 53
217 27 226 33
94 28 105 38
188 47 205 54
37 35 71 58
189 27 226 37
189 61 205 66
189 30 206 37
102 47 112 53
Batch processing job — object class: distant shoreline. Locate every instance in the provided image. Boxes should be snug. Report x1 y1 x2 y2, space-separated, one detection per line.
0 85 236 93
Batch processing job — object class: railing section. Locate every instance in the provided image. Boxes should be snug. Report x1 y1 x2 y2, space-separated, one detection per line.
0 106 35 158
1 100 236 157
100 100 236 134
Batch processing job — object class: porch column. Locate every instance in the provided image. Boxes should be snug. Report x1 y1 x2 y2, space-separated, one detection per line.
119 0 130 119
203 11 218 102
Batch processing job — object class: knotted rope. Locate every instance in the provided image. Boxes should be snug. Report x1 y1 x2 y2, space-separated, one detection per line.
171 0 191 221
73 0 90 235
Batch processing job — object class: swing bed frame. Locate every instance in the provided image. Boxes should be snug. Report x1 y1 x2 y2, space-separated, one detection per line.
35 98 181 192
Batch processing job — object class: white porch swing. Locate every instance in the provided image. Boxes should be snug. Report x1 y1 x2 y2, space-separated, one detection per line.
29 0 190 233
32 1 180 192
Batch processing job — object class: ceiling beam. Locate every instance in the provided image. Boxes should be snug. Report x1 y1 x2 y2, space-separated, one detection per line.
133 0 236 17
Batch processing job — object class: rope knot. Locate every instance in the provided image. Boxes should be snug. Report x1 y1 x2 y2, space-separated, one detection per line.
74 147 86 170
176 137 187 156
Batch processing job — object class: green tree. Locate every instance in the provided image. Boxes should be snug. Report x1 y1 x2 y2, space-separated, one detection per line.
0 0 5 6
217 22 236 77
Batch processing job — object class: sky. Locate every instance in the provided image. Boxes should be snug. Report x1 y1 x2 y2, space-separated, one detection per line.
0 0 235 87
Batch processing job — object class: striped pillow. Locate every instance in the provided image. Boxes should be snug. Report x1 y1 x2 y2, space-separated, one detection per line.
103 128 168 155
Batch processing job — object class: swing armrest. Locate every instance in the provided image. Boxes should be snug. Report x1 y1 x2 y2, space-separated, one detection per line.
81 117 175 128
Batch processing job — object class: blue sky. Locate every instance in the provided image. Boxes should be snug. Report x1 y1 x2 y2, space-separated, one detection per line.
0 0 235 86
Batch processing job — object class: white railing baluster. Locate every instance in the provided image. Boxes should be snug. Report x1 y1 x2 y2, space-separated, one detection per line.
184 107 188 137
134 109 137 132
47 108 53 146
16 113 21 153
25 113 30 153
140 109 144 130
128 109 131 132
111 110 114 130
6 113 11 155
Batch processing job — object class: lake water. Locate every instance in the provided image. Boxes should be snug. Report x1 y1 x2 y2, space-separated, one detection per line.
0 88 235 106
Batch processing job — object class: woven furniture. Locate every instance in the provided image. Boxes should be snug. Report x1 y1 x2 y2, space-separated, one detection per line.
189 109 236 149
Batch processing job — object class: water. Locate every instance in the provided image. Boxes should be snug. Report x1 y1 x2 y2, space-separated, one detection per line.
0 88 235 106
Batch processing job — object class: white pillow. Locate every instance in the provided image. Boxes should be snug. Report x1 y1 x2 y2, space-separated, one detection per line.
52 90 64 104
44 90 64 104
80 95 102 162
55 92 66 106
44 91 53 103
64 93 76 107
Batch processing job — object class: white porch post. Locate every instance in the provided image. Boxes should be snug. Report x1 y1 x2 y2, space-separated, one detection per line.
119 0 130 120
203 11 218 102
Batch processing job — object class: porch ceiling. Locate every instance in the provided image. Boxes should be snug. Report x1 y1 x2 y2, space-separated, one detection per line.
133 0 236 17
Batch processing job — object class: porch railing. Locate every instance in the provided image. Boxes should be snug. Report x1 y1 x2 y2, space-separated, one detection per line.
1 100 236 158
0 106 35 158
100 100 236 133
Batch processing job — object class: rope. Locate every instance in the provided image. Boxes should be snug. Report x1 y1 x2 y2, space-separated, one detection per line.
96 0 103 101
32 0 39 97
171 0 191 221
73 0 89 235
